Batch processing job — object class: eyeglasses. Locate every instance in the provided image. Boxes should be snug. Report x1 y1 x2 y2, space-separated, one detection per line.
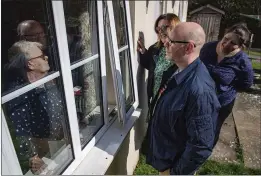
167 37 197 48
156 25 170 33
29 54 48 61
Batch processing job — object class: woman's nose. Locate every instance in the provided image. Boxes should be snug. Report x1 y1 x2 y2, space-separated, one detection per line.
164 40 169 48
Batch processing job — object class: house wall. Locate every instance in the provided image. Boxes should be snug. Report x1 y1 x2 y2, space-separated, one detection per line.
106 1 188 174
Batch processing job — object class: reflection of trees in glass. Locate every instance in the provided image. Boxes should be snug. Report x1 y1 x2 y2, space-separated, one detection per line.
79 11 98 118
113 0 127 47
64 1 99 119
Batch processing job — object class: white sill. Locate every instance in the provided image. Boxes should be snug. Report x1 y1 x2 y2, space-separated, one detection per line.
72 108 141 175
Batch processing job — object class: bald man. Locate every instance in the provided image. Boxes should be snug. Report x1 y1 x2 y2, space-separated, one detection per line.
146 22 220 175
17 20 47 49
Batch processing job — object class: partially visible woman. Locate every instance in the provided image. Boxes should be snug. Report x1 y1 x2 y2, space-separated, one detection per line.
137 13 180 120
200 22 254 146
137 13 180 156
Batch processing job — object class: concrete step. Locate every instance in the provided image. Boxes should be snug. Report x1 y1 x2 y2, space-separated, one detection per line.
233 93 261 169
210 113 238 164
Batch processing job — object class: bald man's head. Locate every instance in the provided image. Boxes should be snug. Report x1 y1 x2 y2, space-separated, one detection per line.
164 22 206 67
17 20 47 48
174 22 206 50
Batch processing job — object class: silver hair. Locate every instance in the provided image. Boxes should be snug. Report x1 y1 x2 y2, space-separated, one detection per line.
8 40 43 62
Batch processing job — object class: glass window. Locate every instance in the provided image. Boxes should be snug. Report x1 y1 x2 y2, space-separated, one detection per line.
2 77 73 175
112 0 128 48
63 0 99 64
119 50 135 110
1 0 73 174
1 0 61 95
63 0 104 148
103 1 119 121
112 0 135 112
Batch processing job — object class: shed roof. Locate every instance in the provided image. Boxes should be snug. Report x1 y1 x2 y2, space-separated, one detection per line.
189 4 225 15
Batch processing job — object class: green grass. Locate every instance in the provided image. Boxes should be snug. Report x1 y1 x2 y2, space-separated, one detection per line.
198 160 261 175
134 155 158 175
134 154 261 175
252 60 261 70
248 50 261 57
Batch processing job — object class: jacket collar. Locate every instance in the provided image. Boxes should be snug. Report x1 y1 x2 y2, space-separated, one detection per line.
173 57 201 85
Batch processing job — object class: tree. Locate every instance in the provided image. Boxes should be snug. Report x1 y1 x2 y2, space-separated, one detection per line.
188 0 261 47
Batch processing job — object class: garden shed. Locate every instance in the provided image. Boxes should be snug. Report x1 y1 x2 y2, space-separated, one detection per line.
188 4 225 42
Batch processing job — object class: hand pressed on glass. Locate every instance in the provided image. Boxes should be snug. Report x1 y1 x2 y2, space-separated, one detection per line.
29 154 47 174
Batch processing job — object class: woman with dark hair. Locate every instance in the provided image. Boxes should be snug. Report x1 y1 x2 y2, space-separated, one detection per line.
200 22 254 146
137 13 180 121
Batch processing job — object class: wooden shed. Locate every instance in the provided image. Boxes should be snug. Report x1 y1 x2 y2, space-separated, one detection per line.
188 4 225 42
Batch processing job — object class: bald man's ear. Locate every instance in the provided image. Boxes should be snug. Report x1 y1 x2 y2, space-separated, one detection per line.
185 42 194 54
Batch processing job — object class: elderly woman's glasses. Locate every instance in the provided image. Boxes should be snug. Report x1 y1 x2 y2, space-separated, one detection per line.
29 54 48 61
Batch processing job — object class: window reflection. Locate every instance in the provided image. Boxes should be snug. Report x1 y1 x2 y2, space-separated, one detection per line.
3 76 72 175
72 61 104 146
1 0 73 174
119 50 135 111
112 0 128 47
63 1 104 147
112 0 135 111
2 0 59 94
64 0 98 64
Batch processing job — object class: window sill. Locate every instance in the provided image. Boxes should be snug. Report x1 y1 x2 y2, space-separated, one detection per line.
72 108 141 175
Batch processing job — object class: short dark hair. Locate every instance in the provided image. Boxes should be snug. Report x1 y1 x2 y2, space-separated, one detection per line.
225 22 251 47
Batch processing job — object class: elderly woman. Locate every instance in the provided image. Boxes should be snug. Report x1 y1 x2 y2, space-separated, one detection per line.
4 41 65 174
200 23 254 146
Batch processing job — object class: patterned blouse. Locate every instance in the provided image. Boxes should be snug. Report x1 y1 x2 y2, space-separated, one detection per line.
153 47 173 98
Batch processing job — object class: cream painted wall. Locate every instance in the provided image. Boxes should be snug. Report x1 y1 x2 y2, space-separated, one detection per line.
106 1 188 174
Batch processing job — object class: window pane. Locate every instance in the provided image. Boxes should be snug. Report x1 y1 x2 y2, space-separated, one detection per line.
63 1 104 148
103 1 122 121
112 0 128 47
112 0 135 111
2 0 61 95
1 1 73 174
72 61 104 147
63 0 98 64
119 50 135 111
2 77 73 175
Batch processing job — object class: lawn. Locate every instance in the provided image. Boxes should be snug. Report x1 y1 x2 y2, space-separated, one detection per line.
248 50 261 57
245 48 261 58
134 154 261 175
252 60 261 70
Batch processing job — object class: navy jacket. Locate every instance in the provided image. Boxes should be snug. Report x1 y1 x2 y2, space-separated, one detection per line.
146 58 220 175
200 41 254 106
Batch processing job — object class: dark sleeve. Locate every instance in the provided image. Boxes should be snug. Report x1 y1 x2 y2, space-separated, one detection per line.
170 92 220 175
199 43 235 86
139 44 155 70
234 57 254 90
207 65 236 86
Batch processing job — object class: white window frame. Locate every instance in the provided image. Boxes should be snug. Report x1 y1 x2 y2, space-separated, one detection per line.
107 0 139 122
1 0 139 175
